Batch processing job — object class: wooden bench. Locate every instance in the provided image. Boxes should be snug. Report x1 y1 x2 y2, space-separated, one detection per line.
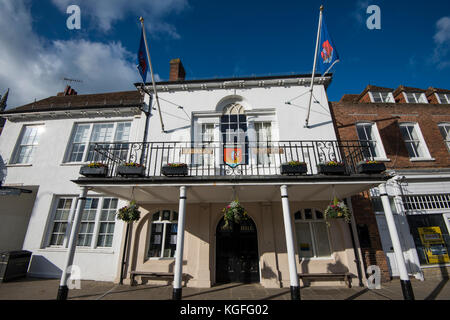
298 273 352 288
130 271 188 286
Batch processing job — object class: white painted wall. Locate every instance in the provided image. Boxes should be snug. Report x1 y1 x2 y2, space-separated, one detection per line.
0 113 145 281
0 76 336 281
144 83 336 142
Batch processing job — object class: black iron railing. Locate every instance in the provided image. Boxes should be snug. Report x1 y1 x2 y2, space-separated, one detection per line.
87 140 373 178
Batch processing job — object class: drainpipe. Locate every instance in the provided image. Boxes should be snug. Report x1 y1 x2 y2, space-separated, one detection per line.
346 197 364 287
57 187 88 300
379 182 415 300
119 222 131 285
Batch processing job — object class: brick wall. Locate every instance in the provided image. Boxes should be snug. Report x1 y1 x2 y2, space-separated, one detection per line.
351 192 391 282
330 101 450 170
330 98 450 282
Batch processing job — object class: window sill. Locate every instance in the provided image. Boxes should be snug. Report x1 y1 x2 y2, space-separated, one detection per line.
147 257 176 261
374 158 391 162
410 158 435 162
6 163 33 167
299 257 334 261
420 263 450 268
60 162 88 166
38 247 115 254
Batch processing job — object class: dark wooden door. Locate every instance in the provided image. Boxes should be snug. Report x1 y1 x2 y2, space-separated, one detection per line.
216 217 259 283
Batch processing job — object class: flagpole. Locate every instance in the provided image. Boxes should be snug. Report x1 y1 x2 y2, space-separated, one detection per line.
140 17 165 133
304 5 324 128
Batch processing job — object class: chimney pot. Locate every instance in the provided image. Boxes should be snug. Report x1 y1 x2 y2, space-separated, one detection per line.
169 58 186 82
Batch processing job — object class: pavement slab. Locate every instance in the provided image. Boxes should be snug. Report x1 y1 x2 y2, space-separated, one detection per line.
0 277 449 300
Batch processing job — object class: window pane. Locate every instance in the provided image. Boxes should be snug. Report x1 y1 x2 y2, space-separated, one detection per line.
115 122 131 142
163 223 178 258
49 198 72 246
97 198 117 247
313 222 331 257
296 223 314 258
14 125 44 164
91 124 114 142
372 92 382 102
148 223 163 257
304 209 313 220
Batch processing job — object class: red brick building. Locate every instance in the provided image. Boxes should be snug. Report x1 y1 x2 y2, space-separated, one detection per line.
330 85 450 282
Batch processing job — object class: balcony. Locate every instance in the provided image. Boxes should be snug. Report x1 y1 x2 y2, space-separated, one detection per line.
74 141 388 204
82 140 379 179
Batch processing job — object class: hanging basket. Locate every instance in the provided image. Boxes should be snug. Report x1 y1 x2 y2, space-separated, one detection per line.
324 197 351 224
117 201 141 223
222 200 248 227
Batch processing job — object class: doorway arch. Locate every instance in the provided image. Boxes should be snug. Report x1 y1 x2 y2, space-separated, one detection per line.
215 216 260 283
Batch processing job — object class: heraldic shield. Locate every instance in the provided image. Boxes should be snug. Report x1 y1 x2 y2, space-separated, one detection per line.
224 146 243 168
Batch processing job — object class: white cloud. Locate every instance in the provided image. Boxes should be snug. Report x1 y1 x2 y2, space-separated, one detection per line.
434 16 450 44
351 0 370 25
432 16 450 69
0 0 162 109
51 0 188 37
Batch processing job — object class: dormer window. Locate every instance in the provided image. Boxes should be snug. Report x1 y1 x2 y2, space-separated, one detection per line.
370 92 393 103
437 93 450 104
404 92 427 104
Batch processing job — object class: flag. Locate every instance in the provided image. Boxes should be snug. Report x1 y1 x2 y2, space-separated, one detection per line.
137 29 149 83
317 16 339 76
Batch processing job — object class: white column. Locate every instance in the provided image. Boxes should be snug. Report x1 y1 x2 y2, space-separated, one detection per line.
379 183 414 300
173 186 187 300
391 177 424 281
57 187 88 300
280 185 300 300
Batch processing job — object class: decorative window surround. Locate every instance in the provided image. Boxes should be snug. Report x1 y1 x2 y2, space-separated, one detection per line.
148 210 179 259
399 123 433 160
437 93 450 104
438 123 450 153
403 92 428 104
64 121 131 163
10 124 45 164
46 196 119 249
355 122 388 160
369 92 394 103
294 208 332 259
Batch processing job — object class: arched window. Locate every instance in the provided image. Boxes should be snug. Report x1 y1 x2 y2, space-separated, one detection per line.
294 208 331 258
221 103 248 166
148 210 178 258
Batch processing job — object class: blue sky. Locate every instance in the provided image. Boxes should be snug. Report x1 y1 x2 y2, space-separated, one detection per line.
0 0 449 108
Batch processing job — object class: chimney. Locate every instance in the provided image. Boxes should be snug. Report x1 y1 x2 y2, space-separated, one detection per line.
57 85 78 96
169 58 186 81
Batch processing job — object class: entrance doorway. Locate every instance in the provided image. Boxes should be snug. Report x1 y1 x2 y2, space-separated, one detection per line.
216 217 259 283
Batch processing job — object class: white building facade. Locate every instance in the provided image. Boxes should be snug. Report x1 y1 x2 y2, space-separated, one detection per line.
0 65 390 298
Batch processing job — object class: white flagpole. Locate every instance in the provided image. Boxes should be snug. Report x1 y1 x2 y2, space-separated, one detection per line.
304 5 324 128
140 17 165 133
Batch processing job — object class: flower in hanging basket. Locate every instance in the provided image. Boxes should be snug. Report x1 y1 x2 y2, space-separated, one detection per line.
324 197 351 224
222 200 248 227
117 201 141 223
87 162 107 168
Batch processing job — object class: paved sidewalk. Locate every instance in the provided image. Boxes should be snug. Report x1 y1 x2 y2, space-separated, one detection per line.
0 277 449 300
